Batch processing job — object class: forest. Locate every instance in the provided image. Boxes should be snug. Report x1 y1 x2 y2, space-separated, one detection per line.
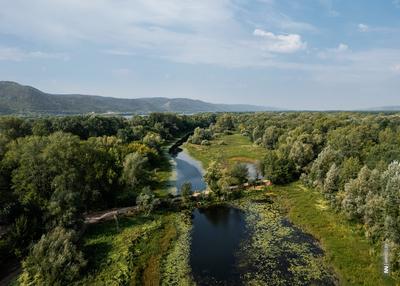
1 111 400 285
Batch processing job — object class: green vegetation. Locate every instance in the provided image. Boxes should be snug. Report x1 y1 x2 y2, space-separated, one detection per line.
274 183 395 285
76 213 185 285
233 191 336 285
4 111 400 284
185 133 266 167
186 125 400 284
0 113 213 284
0 81 267 115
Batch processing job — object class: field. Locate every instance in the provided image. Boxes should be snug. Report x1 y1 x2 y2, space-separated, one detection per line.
273 183 395 286
184 133 266 168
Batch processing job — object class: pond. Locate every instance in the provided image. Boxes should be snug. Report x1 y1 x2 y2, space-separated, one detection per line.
189 202 336 286
190 206 247 285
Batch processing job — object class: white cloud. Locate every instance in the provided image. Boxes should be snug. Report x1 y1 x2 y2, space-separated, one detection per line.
253 29 306 53
392 64 400 72
358 23 369 32
336 43 349 52
0 0 311 67
0 46 68 61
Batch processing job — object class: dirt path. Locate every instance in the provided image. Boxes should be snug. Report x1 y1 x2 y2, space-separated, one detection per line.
84 206 139 224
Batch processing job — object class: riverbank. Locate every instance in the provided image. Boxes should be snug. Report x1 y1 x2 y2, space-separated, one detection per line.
75 211 193 286
273 183 395 286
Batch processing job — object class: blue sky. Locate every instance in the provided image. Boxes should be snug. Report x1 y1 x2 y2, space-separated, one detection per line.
0 0 399 110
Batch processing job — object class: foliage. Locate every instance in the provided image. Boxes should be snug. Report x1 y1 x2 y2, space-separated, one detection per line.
233 192 336 285
180 182 193 201
122 152 151 189
136 187 156 216
274 183 395 285
19 227 86 286
189 127 213 144
161 213 194 286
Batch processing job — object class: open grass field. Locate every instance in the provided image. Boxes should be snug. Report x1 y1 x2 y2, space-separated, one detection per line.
272 183 396 286
184 133 266 168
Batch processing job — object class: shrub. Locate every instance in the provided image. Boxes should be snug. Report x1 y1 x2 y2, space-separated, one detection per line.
19 227 86 286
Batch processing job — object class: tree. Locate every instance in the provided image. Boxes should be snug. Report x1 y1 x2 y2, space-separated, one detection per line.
189 127 213 145
136 186 155 216
215 114 234 132
19 227 86 286
32 119 53 136
180 182 192 202
382 161 400 243
323 163 339 202
262 126 281 149
143 132 163 151
228 163 249 185
341 166 372 220
261 150 295 185
308 146 338 187
204 161 223 194
122 152 150 189
339 157 361 190
0 117 32 140
289 140 314 172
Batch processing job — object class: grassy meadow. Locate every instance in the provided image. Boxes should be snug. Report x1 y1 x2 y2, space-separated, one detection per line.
184 133 266 168
273 183 395 286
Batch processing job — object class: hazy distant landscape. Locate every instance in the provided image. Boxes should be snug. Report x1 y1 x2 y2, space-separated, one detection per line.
0 81 275 115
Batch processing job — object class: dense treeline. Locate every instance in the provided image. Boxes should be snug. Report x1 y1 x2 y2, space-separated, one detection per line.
229 112 400 277
0 113 214 285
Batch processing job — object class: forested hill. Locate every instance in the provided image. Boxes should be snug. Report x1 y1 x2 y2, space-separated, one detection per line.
0 81 274 115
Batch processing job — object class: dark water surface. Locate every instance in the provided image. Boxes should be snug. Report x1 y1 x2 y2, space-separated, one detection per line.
190 206 247 286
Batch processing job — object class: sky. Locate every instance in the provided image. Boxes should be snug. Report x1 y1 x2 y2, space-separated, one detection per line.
0 0 399 110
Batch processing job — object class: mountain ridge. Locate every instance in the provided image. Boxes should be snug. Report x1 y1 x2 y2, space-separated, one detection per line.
0 81 276 115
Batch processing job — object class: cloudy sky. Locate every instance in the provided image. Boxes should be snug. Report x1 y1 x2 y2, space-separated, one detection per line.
0 0 399 110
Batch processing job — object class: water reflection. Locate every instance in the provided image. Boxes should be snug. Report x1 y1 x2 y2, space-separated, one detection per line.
173 149 206 193
190 206 247 285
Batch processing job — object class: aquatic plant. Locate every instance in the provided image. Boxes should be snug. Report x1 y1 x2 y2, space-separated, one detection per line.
233 193 337 286
161 213 195 286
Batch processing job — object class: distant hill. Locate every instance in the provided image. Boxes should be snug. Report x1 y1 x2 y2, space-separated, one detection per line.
0 81 276 115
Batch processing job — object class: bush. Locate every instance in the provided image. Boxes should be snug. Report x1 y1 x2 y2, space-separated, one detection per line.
201 140 211 146
19 227 86 286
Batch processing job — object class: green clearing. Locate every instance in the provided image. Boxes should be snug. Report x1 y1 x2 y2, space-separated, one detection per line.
273 183 395 286
184 133 266 168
